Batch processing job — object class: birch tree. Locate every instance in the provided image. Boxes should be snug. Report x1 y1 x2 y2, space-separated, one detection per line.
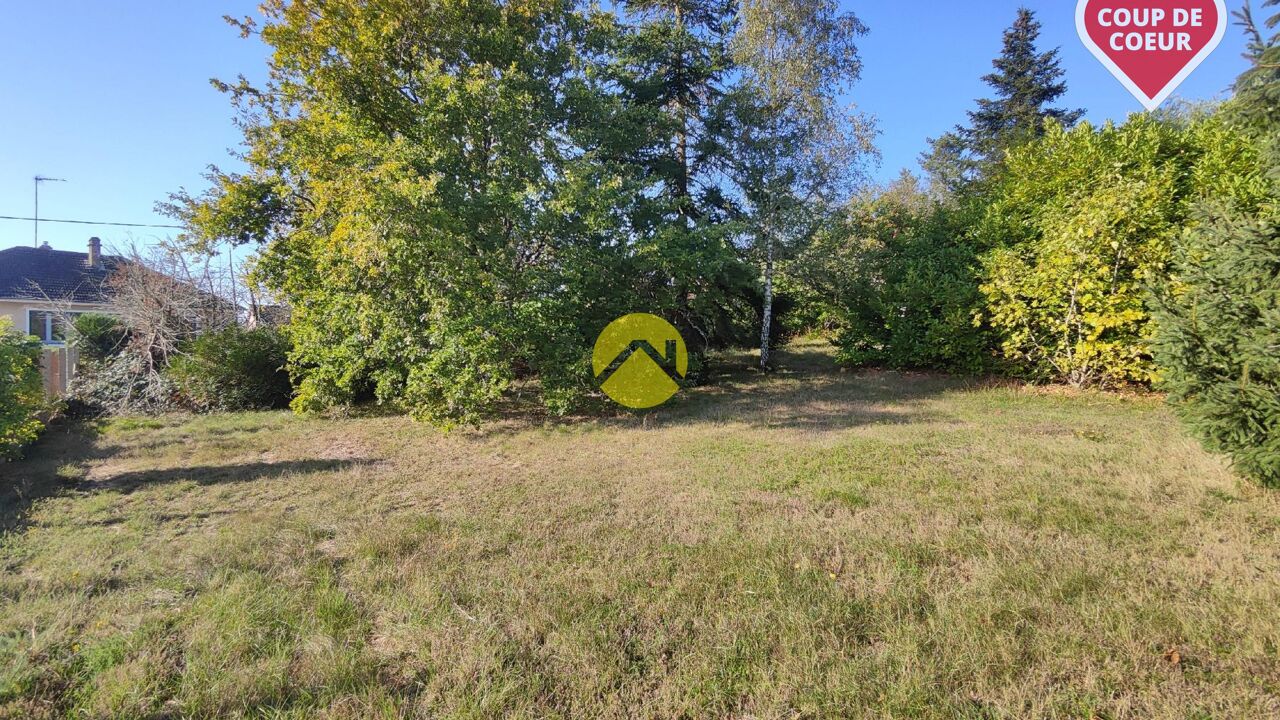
729 0 872 368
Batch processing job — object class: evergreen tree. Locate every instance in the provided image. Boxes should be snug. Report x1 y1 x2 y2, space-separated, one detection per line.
1152 4 1280 486
922 8 1083 192
606 0 761 351
1151 142 1279 486
613 0 736 221
1229 0 1280 131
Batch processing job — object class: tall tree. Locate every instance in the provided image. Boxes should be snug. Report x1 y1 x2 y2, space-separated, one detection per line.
614 0 736 221
729 0 872 369
606 0 760 350
168 0 778 424
1230 0 1280 131
169 0 666 425
922 8 1083 193
1150 2 1280 486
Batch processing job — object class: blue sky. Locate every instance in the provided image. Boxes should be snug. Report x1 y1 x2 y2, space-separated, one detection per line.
1 1 1254 253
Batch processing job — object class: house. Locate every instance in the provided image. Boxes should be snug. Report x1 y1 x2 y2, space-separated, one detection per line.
0 237 118 345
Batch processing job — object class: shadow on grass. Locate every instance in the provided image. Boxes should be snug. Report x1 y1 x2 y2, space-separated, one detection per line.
1 340 966 531
661 343 970 431
2 420 109 535
484 339 976 434
2 421 375 535
92 458 376 495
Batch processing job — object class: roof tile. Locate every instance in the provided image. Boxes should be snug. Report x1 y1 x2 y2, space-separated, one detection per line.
0 246 120 304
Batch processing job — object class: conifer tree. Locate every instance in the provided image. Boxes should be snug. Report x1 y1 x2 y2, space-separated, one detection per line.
922 8 1083 192
613 0 737 222
1151 142 1279 486
1229 0 1280 131
1152 3 1280 486
605 0 759 350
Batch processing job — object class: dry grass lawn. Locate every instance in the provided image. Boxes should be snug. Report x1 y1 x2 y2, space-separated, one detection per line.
2 340 1278 719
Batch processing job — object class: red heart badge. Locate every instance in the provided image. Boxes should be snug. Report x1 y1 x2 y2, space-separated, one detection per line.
1076 0 1227 110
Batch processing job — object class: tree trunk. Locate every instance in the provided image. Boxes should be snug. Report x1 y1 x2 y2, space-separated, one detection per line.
673 2 691 224
759 236 773 370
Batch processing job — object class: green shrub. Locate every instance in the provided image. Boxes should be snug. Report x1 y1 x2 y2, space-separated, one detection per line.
71 313 126 361
810 177 990 372
976 115 1262 387
0 318 45 459
1152 140 1280 486
168 327 293 411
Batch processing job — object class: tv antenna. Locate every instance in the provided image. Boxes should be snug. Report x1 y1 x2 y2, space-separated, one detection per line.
34 175 67 247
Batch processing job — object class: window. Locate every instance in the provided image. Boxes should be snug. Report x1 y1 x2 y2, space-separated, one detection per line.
26 310 81 344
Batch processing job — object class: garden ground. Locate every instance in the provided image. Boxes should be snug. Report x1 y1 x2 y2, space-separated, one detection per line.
2 340 1278 719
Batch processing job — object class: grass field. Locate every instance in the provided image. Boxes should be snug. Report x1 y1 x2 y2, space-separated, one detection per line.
2 340 1279 719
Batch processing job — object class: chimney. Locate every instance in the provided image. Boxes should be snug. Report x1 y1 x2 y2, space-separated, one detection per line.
88 236 101 267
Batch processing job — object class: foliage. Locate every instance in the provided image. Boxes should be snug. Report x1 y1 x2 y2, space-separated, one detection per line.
64 242 239 418
1152 156 1279 485
609 0 735 223
168 326 293 412
729 0 872 367
0 318 45 460
70 313 127 362
603 0 763 353
976 115 1262 387
811 175 989 372
1152 22 1280 485
66 352 181 417
921 8 1082 193
164 172 293 250
1229 0 1280 131
170 0 844 425
173 0 602 425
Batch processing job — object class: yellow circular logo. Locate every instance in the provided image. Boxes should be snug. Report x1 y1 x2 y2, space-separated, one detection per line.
592 313 687 409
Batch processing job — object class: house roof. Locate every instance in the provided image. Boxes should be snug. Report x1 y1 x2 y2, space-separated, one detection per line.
0 245 121 304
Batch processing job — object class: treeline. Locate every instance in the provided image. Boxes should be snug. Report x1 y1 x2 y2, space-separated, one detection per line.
171 0 872 426
170 2 1278 483
799 6 1279 484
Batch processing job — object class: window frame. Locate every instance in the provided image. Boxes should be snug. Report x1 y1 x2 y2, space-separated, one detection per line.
24 308 85 346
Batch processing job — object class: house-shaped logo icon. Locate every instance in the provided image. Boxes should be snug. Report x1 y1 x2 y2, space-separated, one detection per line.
592 314 687 409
